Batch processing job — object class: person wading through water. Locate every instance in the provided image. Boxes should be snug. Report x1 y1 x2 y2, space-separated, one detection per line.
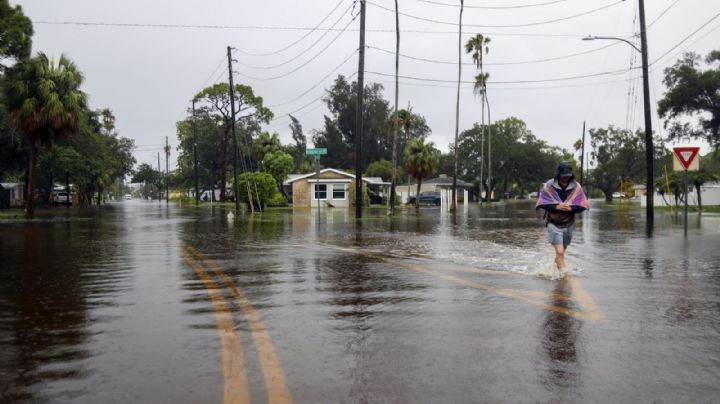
536 162 589 274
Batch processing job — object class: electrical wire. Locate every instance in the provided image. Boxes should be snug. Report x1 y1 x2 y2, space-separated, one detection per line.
365 67 637 85
269 71 358 123
234 0 348 57
234 15 357 81
267 49 358 108
366 0 625 29
33 20 593 38
234 1 354 69
649 10 720 66
648 0 682 28
367 42 619 66
416 0 567 10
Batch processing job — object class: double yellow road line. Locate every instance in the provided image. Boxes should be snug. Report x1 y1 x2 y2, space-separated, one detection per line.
180 246 292 404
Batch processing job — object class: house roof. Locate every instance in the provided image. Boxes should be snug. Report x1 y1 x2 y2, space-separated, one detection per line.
398 176 474 188
284 168 390 185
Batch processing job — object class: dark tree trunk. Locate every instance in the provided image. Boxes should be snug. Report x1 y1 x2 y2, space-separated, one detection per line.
220 127 230 201
26 143 38 218
415 178 422 211
695 183 702 210
210 163 216 202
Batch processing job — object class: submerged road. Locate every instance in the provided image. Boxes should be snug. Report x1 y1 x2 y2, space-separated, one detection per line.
1 200 719 403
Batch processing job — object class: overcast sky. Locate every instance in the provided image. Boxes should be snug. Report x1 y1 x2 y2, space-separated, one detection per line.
13 0 720 170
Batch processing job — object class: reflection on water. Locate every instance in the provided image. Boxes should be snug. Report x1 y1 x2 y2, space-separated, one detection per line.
540 279 581 395
0 217 132 402
1 200 720 402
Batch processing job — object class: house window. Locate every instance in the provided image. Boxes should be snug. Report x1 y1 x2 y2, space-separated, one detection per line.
332 184 346 200
314 184 327 199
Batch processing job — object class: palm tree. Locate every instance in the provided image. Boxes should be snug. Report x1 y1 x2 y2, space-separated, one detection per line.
473 71 489 201
6 53 87 218
404 137 439 210
397 107 418 148
452 0 464 212
466 33 491 203
390 0 400 215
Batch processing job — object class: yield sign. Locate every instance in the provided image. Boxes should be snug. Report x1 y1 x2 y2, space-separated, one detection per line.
673 147 700 170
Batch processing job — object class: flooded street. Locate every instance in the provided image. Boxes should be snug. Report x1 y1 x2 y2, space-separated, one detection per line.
1 201 719 403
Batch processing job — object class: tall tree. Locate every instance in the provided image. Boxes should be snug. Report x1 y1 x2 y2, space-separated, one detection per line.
263 150 294 195
658 50 720 147
404 137 439 210
466 33 491 203
0 0 33 70
589 126 648 202
193 83 272 201
313 75 391 169
5 53 87 217
288 115 308 170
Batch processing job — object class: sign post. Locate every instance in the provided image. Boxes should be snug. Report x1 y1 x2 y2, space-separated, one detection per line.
306 148 327 222
673 146 700 236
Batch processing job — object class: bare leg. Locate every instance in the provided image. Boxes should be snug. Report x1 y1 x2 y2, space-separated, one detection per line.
553 244 566 271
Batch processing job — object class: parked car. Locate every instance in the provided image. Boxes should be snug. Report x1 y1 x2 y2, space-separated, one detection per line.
528 191 538 198
123 194 132 200
408 191 441 206
52 191 71 206
612 192 627 198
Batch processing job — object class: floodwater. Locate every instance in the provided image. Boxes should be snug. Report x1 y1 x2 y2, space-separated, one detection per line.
1 200 719 403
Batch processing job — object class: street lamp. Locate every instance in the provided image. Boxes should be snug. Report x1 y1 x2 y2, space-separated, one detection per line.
582 0 654 233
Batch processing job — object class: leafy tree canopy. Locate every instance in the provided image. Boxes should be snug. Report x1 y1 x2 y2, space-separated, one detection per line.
658 50 720 147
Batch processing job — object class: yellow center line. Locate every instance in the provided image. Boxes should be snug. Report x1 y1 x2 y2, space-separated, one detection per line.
320 244 605 322
566 275 606 320
189 246 293 404
179 249 250 404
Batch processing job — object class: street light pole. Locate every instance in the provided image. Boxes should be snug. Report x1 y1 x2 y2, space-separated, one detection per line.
582 0 654 233
192 99 199 206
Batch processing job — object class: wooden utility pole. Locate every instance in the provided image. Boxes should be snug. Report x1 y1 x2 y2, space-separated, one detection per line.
355 0 366 220
389 0 399 216
451 0 464 212
192 100 199 205
157 152 161 203
165 136 170 204
227 46 241 212
638 0 654 232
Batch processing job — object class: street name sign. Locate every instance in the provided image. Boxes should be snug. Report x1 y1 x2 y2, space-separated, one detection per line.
306 148 327 156
673 146 700 171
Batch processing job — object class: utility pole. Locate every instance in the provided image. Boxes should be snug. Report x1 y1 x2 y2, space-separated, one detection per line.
355 0 366 220
192 100 199 206
157 152 161 203
165 136 170 204
638 0 654 233
580 121 586 184
451 0 464 212
227 46 241 212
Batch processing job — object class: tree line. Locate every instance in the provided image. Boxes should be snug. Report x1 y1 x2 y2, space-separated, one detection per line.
0 1 135 217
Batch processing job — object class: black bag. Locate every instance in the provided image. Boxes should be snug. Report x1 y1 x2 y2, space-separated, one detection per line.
547 210 575 228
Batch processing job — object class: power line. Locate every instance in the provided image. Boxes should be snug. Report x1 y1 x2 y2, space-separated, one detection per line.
267 49 358 108
365 66 637 85
234 0 348 57
367 41 619 66
234 15 357 81
649 10 720 66
269 71 358 123
416 0 567 10
234 2 354 70
650 21 720 73
366 0 625 28
647 0 682 28
33 20 592 38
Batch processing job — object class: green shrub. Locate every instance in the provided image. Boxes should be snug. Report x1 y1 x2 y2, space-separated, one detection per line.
348 180 370 207
236 172 277 209
267 192 288 207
